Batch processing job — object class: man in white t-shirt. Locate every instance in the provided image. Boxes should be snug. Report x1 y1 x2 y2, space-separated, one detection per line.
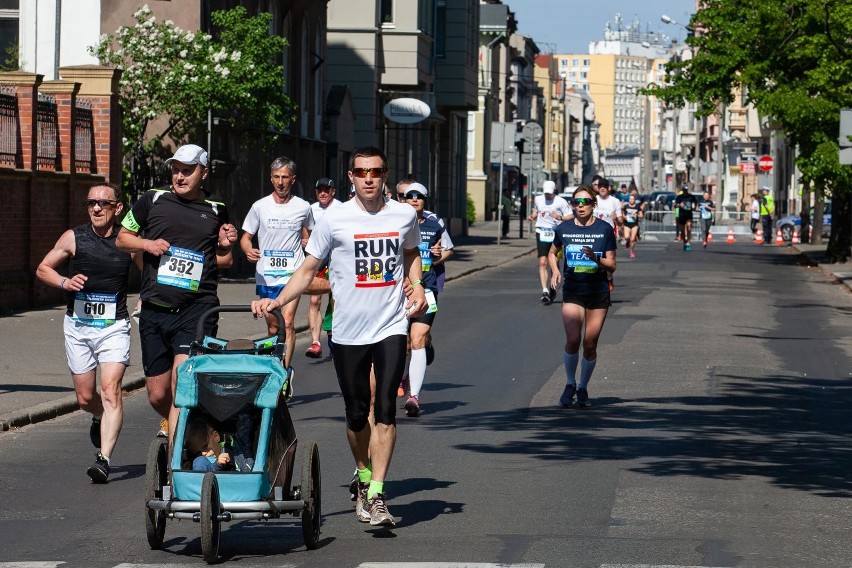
528 180 571 304
593 178 624 231
252 146 427 527
593 178 622 291
240 156 314 369
305 177 341 359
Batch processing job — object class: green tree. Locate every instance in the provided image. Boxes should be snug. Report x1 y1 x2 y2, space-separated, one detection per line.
90 5 296 195
647 0 851 262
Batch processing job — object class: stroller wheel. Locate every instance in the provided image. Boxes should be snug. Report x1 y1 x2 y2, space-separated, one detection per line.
300 440 321 550
200 472 222 563
145 437 168 549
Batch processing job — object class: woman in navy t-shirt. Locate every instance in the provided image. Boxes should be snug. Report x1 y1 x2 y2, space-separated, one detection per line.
546 185 617 408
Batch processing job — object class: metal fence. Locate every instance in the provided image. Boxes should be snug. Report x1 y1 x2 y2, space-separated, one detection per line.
36 93 60 170
0 87 19 168
642 209 752 234
74 99 95 173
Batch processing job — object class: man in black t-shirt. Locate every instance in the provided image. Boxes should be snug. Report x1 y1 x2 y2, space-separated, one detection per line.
674 185 698 251
117 144 237 441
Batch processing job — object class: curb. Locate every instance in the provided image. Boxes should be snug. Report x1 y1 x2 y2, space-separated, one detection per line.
0 244 535 432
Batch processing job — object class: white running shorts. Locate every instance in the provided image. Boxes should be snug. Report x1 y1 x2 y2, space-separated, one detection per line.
63 315 131 374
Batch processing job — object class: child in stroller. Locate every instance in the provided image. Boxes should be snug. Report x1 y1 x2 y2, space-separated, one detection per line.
184 411 258 472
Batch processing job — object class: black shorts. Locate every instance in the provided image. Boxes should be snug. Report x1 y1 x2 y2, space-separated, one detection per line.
409 290 438 327
562 291 611 310
331 334 407 430
677 214 693 225
536 233 555 257
139 301 218 376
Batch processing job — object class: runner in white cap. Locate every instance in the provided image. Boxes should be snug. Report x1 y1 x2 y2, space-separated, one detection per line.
528 180 571 304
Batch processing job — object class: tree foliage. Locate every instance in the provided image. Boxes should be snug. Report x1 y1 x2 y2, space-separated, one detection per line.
647 0 852 261
90 4 295 159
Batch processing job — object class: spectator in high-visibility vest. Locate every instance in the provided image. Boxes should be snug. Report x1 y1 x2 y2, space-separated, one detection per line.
758 186 775 242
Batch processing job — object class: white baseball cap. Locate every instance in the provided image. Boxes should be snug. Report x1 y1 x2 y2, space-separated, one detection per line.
542 180 556 194
165 144 208 168
405 182 429 197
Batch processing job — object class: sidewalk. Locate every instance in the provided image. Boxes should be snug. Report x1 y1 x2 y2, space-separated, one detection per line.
0 220 535 431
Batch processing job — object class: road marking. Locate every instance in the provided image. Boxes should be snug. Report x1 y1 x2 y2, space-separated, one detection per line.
601 565 729 568
360 564 545 568
0 564 66 568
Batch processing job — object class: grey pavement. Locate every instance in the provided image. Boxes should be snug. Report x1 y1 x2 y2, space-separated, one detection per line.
0 220 535 431
1 221 849 431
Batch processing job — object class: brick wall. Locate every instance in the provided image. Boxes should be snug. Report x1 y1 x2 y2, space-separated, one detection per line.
0 67 120 313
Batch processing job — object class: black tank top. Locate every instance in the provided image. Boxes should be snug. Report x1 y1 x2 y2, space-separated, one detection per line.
65 224 132 319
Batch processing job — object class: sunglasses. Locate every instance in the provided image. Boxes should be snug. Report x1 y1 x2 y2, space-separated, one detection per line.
572 197 594 207
351 167 388 178
396 193 407 200
405 192 426 201
315 186 333 192
86 199 117 208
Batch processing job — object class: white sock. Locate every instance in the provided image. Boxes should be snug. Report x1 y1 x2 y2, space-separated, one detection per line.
543 287 549 294
407 348 427 397
579 357 597 389
563 351 579 386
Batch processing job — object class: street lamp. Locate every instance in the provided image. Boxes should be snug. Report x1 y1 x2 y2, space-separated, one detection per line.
560 70 568 186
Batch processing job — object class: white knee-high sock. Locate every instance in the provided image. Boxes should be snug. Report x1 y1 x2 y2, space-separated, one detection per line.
563 351 579 386
407 348 427 397
579 357 597 389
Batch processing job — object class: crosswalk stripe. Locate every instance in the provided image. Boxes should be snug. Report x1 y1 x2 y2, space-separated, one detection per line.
0 564 66 568
359 564 546 568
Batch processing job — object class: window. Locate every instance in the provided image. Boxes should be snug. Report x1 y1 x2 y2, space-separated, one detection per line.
583 59 590 66
0 0 18 70
380 0 393 24
572 58 578 66
435 0 446 59
467 112 475 160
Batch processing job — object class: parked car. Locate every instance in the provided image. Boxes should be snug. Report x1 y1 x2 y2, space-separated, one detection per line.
648 191 675 211
775 201 832 240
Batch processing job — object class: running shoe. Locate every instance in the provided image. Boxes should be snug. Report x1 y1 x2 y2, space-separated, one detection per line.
90 416 101 449
348 471 359 501
540 292 550 304
425 343 435 366
684 243 691 251
628 251 635 259
367 493 396 526
404 394 420 417
355 482 371 522
305 341 322 359
157 418 169 438
397 376 409 398
559 384 576 407
702 241 707 248
548 286 557 302
576 388 591 408
87 451 109 484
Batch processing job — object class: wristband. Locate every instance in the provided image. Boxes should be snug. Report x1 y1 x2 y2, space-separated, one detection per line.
59 278 67 290
410 279 422 287
217 243 232 252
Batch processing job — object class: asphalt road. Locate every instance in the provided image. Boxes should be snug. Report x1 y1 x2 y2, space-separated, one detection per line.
2 237 851 568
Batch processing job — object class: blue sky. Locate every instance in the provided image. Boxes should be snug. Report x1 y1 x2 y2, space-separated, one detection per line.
509 0 696 54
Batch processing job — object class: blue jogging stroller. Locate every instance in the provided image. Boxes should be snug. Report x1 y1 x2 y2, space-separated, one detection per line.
144 306 321 563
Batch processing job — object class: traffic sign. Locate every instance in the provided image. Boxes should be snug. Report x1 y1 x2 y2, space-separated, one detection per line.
740 162 756 174
521 121 543 143
758 155 774 172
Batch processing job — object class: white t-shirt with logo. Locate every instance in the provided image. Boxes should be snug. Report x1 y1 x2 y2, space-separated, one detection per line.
534 194 571 230
594 195 623 229
242 194 314 287
305 199 421 345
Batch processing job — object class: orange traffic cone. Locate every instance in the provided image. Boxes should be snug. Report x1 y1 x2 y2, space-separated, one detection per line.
792 228 801 244
726 228 736 243
754 229 764 244
774 228 785 245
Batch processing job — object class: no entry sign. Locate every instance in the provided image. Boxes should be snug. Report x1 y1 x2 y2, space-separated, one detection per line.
758 155 774 172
